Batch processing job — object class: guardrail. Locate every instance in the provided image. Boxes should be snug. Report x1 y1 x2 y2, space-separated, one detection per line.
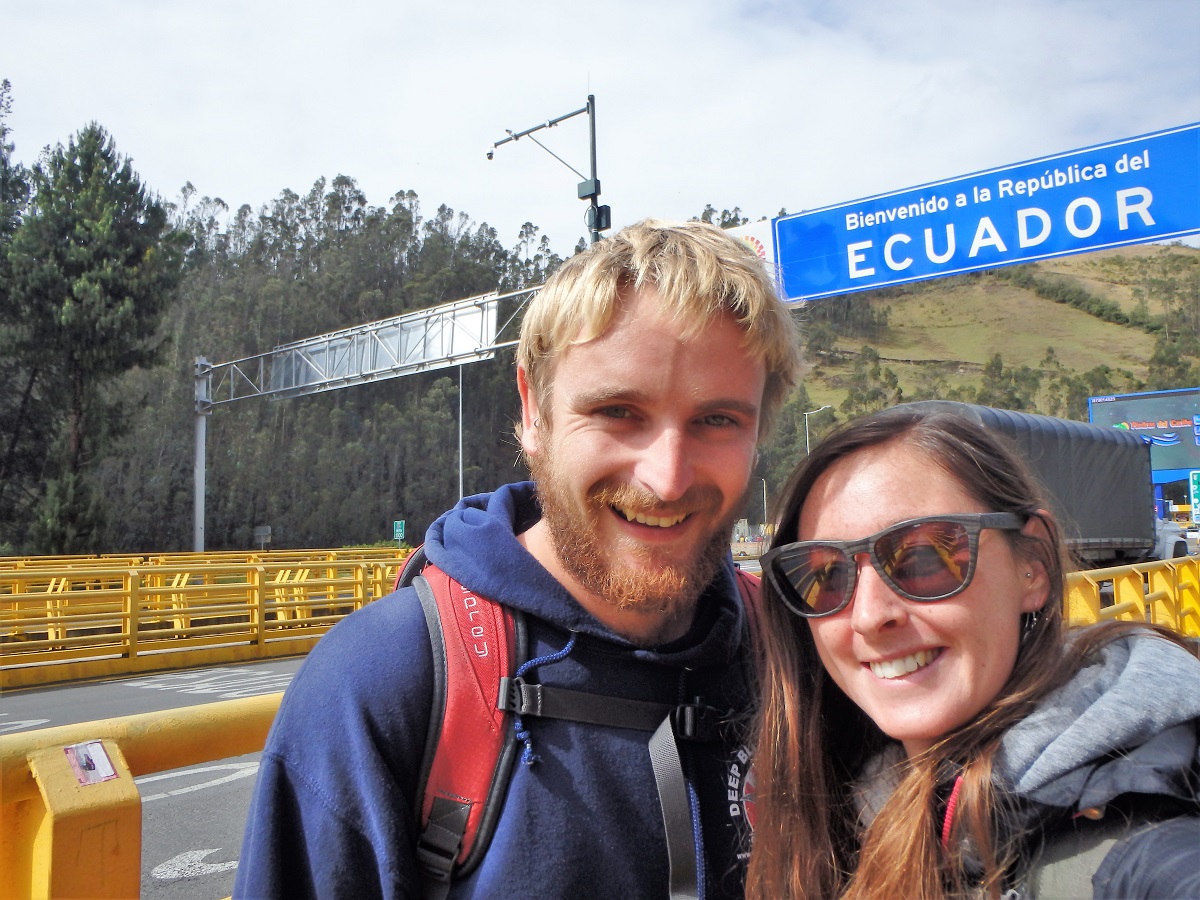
1 552 408 690
0 695 278 899
1066 556 1200 636
2 556 1198 897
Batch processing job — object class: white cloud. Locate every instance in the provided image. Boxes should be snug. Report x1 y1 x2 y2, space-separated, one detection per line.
5 0 1198 253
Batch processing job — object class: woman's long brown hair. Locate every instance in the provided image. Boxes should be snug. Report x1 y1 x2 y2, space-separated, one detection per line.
744 407 1186 899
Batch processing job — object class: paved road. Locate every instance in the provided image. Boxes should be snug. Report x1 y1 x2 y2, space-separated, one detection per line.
3 658 306 900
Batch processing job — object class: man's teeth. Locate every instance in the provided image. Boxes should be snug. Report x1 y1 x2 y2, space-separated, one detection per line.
618 508 687 528
870 649 937 680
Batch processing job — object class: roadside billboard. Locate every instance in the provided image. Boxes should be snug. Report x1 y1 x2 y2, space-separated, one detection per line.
770 123 1200 302
1089 386 1200 484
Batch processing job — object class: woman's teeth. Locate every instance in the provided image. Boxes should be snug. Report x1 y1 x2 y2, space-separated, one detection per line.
870 649 938 679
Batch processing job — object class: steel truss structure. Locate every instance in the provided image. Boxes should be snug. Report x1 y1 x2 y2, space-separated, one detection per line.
192 287 538 550
196 287 537 409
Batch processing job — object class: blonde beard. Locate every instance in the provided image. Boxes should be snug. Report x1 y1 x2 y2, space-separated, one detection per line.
529 448 738 621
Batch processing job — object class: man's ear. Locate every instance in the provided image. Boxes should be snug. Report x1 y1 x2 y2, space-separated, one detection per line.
516 364 541 456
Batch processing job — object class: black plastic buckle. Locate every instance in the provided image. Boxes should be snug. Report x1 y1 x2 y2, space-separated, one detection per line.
497 676 543 716
672 697 722 742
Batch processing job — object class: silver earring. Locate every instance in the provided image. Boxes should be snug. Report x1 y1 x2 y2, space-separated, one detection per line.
1025 572 1032 578
1020 609 1042 644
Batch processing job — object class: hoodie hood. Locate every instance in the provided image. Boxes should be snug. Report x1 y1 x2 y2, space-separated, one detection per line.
995 633 1200 811
422 482 749 667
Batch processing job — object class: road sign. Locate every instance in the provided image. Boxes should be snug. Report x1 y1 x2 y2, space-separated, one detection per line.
393 520 406 542
1189 472 1200 523
773 123 1200 301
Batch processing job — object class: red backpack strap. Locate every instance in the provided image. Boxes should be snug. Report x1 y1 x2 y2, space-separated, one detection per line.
410 562 523 893
734 567 761 638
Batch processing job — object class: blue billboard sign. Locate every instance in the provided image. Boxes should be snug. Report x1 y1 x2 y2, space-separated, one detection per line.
773 123 1200 302
1088 386 1200 485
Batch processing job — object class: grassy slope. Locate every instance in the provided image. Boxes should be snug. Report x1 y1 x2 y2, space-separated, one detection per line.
801 243 1199 409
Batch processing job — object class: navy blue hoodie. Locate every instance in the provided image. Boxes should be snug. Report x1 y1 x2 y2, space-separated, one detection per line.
234 483 758 899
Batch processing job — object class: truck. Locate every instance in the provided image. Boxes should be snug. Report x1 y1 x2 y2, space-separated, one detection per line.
898 401 1184 567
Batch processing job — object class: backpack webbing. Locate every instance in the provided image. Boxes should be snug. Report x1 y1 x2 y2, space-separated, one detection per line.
404 547 760 899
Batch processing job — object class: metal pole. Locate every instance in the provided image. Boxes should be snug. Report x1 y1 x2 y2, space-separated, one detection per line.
193 357 211 552
587 94 599 245
490 97 607 245
803 405 832 455
194 412 206 552
761 477 768 531
458 364 465 500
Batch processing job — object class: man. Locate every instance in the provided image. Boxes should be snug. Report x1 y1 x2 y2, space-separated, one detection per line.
234 220 800 898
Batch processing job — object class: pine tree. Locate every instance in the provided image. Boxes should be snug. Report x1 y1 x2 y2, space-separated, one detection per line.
2 123 184 552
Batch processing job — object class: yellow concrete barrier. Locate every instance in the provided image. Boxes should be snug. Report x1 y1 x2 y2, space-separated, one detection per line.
0 694 282 899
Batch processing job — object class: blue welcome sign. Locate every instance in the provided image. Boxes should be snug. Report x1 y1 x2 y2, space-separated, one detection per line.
773 123 1200 302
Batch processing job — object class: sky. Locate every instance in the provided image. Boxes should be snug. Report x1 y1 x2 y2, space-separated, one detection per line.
5 0 1199 257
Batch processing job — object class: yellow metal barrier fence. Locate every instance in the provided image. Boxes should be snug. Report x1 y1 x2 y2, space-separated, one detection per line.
1 557 1198 897
1 553 408 690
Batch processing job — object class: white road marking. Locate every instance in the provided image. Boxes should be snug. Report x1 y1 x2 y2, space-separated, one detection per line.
119 667 294 697
151 849 238 880
136 762 259 801
0 713 51 733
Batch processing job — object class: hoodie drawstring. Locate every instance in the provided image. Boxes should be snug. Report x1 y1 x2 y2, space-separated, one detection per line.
511 632 578 765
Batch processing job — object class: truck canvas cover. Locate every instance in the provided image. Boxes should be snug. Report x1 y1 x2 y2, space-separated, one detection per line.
895 401 1155 561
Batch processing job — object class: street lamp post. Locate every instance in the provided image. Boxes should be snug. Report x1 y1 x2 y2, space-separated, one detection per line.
761 477 768 533
489 95 610 244
803 405 832 455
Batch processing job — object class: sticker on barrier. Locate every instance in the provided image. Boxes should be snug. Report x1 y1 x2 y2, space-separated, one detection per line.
64 739 118 785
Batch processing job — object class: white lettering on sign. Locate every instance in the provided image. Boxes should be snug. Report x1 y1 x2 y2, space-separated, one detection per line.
968 217 1007 257
845 194 949 230
846 186 1155 278
1117 187 1155 230
1018 208 1052 247
884 234 913 271
997 161 1111 198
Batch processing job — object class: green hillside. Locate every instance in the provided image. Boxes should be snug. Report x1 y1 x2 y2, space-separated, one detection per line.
797 243 1198 413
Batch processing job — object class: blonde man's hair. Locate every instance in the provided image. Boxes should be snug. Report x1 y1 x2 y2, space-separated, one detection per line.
516 219 801 437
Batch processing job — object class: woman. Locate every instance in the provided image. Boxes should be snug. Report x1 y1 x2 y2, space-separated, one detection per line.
747 406 1200 899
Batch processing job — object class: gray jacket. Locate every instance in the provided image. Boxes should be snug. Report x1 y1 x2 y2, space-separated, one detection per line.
854 632 1200 898
995 632 1200 898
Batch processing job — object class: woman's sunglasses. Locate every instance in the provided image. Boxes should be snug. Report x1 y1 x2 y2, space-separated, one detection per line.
760 513 1026 618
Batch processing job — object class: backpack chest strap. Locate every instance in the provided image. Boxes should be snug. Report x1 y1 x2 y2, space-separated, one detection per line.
499 675 725 740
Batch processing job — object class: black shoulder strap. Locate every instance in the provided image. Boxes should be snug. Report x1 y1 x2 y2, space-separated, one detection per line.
408 544 747 900
396 544 429 590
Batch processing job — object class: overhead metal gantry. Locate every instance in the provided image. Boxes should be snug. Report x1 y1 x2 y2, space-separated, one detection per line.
192 287 538 551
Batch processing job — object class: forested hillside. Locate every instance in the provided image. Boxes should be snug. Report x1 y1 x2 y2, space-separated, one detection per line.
90 183 566 554
756 242 1200 509
3 98 1198 553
